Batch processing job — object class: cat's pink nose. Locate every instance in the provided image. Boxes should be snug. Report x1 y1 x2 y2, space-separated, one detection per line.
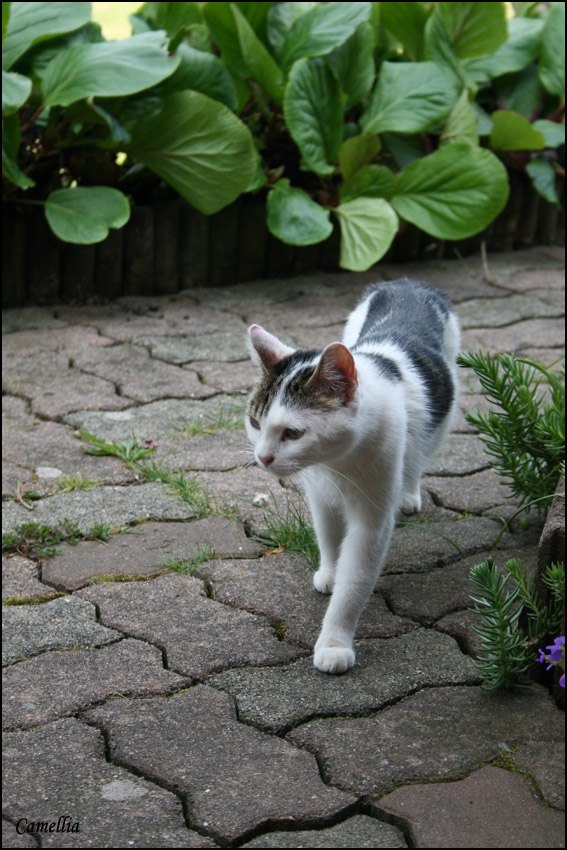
258 454 274 467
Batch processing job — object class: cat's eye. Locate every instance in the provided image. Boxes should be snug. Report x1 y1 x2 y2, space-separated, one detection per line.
249 416 260 430
282 427 305 441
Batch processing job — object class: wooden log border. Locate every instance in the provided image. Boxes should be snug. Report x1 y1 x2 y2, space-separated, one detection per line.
2 173 564 307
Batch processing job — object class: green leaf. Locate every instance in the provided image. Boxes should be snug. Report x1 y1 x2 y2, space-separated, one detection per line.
45 187 130 244
283 56 343 177
532 119 565 149
266 2 318 59
203 1 248 76
338 134 381 181
280 1 372 71
361 61 459 135
1 68 31 115
489 110 545 151
327 21 375 108
2 1 91 70
438 2 508 58
539 1 565 96
266 178 332 246
232 4 284 105
127 90 256 215
424 8 468 90
334 197 398 271
526 159 561 210
380 1 430 61
137 2 202 35
41 31 180 107
391 144 509 240
339 165 395 203
464 17 544 82
155 42 238 112
2 2 11 45
440 89 479 147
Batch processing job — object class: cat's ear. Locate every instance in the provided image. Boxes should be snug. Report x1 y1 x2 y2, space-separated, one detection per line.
247 325 295 374
307 343 358 405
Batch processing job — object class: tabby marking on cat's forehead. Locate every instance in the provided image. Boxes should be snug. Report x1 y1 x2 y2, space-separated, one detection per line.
247 349 330 420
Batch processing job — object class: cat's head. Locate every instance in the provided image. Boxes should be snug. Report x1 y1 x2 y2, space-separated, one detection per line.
246 324 358 477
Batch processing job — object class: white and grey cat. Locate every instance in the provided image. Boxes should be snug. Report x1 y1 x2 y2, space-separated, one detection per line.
246 278 460 674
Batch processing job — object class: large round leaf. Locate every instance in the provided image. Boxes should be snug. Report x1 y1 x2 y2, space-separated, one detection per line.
284 57 343 176
280 1 372 70
232 5 284 106
438 2 508 58
45 187 130 244
267 179 332 246
334 197 398 271
2 69 31 116
339 165 395 203
361 61 459 135
2 1 91 70
490 110 545 151
41 32 180 107
391 144 509 239
539 1 565 96
127 90 256 216
155 42 238 112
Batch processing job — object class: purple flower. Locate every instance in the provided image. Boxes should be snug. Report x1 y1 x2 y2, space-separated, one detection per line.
560 673 565 689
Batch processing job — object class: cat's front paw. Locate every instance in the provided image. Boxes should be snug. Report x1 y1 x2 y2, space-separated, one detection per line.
402 490 421 514
314 646 355 674
313 568 334 594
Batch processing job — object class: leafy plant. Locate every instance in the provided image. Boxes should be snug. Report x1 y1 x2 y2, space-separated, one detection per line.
4 2 564 268
255 492 319 568
79 430 158 464
2 1 256 243
469 557 565 690
456 352 565 508
2 518 111 559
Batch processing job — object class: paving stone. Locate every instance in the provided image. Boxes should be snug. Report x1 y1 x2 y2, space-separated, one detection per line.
78 573 302 677
2 394 37 426
85 685 357 844
1 352 133 419
424 468 515 514
136 333 249 364
185 359 255 393
424 433 490 476
434 607 479 655
384 516 515 574
2 419 134 489
457 294 560 328
2 554 58 602
2 718 216 847
373 766 565 848
190 274 338 311
508 741 565 810
3 638 188 730
2 326 114 359
210 630 477 733
198 467 307 523
461 318 566 355
2 596 121 666
378 546 539 626
492 267 565 293
241 815 407 847
63 395 238 443
43 518 263 591
2 308 67 333
151 428 250 472
286 685 564 798
250 292 357 331
2 482 201 535
72 343 215 402
197 552 417 648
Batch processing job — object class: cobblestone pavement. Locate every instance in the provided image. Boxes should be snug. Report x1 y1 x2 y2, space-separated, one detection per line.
2 247 565 848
